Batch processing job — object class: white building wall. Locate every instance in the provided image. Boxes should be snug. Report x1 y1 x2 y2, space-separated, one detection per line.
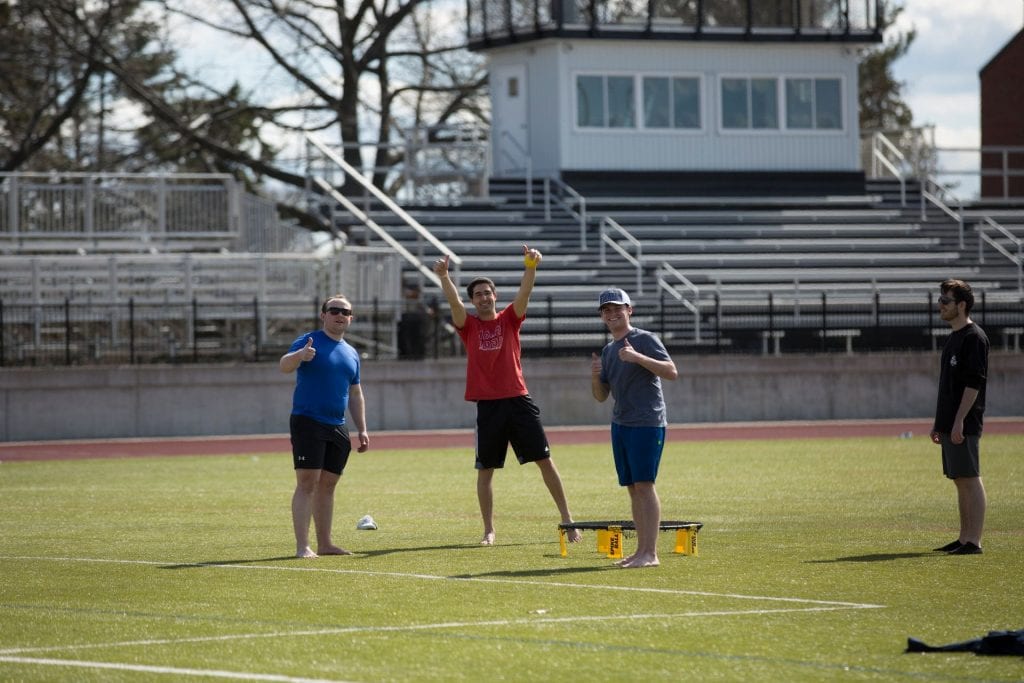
489 43 566 177
486 38 863 175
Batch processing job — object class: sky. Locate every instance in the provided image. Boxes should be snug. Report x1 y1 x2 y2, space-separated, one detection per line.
892 0 1022 146
889 0 1023 195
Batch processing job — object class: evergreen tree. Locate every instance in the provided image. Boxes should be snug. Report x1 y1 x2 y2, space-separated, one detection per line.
859 1 916 132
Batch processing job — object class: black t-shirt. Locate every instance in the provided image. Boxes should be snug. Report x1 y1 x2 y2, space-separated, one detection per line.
933 322 989 435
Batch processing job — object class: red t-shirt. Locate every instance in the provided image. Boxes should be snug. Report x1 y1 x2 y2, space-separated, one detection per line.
456 304 528 401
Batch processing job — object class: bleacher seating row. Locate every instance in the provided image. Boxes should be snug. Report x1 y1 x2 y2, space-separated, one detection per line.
3 172 1022 360
360 177 1023 351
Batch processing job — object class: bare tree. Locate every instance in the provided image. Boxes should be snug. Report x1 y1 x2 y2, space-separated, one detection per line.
161 0 487 183
0 0 159 171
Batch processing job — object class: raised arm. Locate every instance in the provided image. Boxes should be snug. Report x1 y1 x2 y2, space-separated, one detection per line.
432 254 467 328
513 245 541 318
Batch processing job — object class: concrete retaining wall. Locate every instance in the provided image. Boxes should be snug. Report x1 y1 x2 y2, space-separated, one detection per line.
2 353 1022 441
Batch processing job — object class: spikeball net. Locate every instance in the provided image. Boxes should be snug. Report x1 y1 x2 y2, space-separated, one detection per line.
557 520 703 558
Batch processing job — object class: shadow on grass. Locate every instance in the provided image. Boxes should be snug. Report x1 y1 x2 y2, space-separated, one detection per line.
449 565 617 579
357 542 536 558
160 556 300 569
159 542 541 569
806 552 936 563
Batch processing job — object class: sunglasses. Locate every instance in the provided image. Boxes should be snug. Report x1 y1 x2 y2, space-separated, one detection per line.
325 306 353 316
937 295 956 305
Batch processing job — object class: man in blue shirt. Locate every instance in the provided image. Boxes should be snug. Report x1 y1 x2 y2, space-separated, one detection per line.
590 288 678 568
281 295 369 558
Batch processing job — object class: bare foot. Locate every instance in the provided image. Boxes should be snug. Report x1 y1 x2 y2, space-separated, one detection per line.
620 555 659 568
565 527 583 543
480 532 495 545
297 547 318 559
614 553 637 567
318 545 353 556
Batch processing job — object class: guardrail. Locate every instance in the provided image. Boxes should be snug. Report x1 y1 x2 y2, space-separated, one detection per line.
656 262 701 343
920 176 965 248
598 216 643 294
976 217 1023 296
6 291 1021 366
305 133 462 291
870 132 908 206
543 177 588 249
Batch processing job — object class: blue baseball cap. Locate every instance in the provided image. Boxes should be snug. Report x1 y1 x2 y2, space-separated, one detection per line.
598 288 631 309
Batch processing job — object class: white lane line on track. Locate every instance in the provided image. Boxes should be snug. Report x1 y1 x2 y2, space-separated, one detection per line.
0 555 885 609
0 656 352 682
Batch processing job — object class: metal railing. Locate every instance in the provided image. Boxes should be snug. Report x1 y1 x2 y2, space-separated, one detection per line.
0 172 306 255
305 133 462 291
598 216 643 294
0 296 422 366
920 176 965 248
6 291 1021 366
976 217 1023 296
869 132 907 205
655 262 701 343
543 177 588 249
931 145 1024 201
862 131 1024 203
303 126 491 204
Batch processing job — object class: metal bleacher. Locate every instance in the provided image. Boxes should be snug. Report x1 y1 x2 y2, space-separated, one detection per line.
0 173 401 363
357 176 1023 354
4 167 1020 363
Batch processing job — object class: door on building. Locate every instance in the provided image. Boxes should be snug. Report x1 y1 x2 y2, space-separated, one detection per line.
492 65 529 177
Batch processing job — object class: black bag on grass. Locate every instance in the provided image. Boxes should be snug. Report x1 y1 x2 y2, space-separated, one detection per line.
906 629 1024 656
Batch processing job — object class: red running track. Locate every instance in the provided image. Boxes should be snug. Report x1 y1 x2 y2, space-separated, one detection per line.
2 418 1022 462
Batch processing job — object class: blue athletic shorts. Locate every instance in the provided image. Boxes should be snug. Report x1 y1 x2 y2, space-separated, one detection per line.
610 424 665 486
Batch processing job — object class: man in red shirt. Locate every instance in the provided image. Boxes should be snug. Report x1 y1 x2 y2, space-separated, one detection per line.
434 246 582 546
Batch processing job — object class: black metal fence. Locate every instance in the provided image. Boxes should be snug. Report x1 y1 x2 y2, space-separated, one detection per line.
2 292 1022 367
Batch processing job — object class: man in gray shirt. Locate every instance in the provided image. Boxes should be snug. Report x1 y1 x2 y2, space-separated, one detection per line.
590 288 678 568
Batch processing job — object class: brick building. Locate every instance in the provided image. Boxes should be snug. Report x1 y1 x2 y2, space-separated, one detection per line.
980 27 1024 199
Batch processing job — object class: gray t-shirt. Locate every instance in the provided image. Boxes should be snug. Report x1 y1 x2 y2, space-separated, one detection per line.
599 327 671 427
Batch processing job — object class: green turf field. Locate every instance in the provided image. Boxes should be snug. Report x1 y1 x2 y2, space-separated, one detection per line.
1 433 1022 682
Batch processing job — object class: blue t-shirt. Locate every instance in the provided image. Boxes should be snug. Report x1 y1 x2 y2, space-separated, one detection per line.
288 330 361 426
599 327 671 427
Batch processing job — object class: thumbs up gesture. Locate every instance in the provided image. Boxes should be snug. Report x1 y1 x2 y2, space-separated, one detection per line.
591 351 602 375
298 336 316 362
618 337 638 363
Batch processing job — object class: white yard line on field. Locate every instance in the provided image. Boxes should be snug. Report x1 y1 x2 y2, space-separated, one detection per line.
0 555 885 609
0 656 353 682
2 606 874 657
0 554 884 662
0 554 886 681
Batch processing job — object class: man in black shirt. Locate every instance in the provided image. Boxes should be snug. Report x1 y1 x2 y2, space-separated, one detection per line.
929 279 990 555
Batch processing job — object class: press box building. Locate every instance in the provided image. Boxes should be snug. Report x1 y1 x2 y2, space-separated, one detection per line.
467 0 884 195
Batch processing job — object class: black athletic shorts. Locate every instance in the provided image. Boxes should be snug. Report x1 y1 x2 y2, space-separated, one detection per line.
939 433 981 479
289 414 352 475
474 395 550 470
